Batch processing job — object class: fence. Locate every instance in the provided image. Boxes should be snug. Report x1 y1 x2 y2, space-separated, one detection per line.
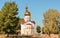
0 34 59 38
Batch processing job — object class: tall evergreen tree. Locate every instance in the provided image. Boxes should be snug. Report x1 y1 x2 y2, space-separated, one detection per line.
0 2 20 34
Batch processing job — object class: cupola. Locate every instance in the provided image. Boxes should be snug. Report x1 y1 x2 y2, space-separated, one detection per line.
25 5 31 16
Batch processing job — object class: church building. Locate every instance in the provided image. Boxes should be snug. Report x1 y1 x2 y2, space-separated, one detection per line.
21 5 35 36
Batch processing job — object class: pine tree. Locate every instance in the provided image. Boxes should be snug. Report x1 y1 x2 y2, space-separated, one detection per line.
0 2 20 34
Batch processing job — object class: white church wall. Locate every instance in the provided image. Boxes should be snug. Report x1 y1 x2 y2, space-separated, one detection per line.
21 24 25 35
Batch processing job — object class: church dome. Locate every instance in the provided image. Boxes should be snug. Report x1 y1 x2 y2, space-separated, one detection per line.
25 12 30 16
25 5 31 16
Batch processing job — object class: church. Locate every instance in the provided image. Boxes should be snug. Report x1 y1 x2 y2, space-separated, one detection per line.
21 5 35 36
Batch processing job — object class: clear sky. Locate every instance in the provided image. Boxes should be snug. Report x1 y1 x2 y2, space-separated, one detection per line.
0 0 60 27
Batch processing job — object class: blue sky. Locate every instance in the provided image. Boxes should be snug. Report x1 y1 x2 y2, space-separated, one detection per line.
0 0 60 27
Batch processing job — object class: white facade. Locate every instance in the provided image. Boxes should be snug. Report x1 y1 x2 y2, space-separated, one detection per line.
21 22 34 36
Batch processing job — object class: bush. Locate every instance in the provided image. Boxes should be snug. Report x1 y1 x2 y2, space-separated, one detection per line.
58 34 60 38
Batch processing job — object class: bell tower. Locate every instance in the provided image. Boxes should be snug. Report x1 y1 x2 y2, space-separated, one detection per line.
24 5 31 22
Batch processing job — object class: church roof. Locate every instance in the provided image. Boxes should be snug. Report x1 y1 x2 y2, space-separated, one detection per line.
31 21 35 24
25 5 31 16
26 23 32 25
20 19 35 25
